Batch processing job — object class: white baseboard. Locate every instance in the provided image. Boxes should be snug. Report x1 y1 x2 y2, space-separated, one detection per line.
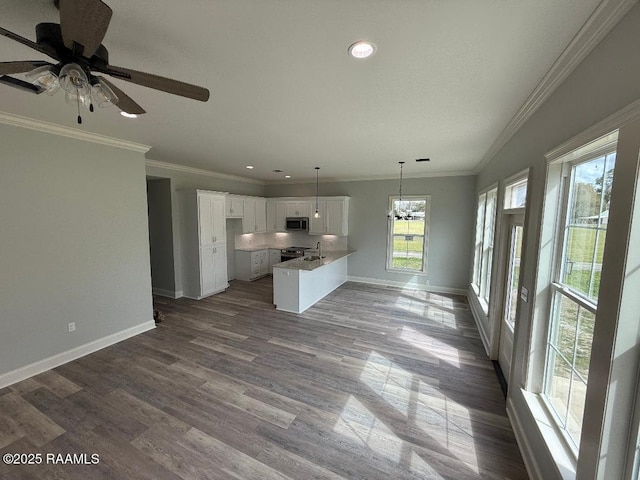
347 275 467 296
468 288 491 356
0 320 156 389
507 396 544 480
152 287 182 299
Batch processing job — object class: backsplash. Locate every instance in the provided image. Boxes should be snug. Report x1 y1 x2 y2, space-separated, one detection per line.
233 230 347 251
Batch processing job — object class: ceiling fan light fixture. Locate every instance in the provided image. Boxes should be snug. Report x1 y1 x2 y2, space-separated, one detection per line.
91 79 118 108
120 112 138 118
64 88 91 108
59 63 90 96
25 65 60 95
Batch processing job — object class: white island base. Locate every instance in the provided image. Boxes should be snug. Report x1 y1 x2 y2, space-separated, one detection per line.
273 253 350 314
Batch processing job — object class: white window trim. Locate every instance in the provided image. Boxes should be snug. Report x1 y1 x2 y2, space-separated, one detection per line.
524 100 640 479
385 195 431 274
471 184 498 313
531 134 619 461
486 170 529 360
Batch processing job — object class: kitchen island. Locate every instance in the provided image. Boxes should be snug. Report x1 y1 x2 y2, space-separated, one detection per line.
272 250 355 314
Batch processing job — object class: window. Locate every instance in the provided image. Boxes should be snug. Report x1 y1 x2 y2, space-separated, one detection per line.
504 177 528 210
386 196 430 273
472 187 497 304
542 150 616 449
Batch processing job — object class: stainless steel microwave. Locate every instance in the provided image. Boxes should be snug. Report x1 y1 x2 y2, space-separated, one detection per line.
286 217 309 231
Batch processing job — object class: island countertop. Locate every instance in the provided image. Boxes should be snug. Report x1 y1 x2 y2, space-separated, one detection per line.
272 250 356 271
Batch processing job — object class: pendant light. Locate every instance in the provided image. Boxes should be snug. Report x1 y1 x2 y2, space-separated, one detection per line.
314 167 321 218
387 161 405 218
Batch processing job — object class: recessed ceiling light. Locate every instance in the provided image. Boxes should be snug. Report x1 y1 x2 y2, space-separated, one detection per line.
348 41 376 59
285 175 291 179
246 165 254 169
120 112 137 118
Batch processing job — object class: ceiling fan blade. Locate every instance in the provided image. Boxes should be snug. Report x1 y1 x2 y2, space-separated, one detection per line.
0 75 45 94
99 65 210 102
58 0 112 58
0 60 53 76
0 27 57 59
96 77 146 115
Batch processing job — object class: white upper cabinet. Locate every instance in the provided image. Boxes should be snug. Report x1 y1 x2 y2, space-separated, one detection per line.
286 201 310 218
198 193 226 245
255 197 267 232
225 195 244 218
267 200 287 232
308 197 349 236
242 197 267 233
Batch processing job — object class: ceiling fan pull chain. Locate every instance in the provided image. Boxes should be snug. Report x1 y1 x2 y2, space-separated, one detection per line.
76 87 82 124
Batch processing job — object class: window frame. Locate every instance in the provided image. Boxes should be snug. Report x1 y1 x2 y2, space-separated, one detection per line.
524 131 620 470
385 195 431 274
471 185 498 309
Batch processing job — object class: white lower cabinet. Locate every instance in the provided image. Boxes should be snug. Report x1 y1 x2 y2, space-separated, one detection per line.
200 245 228 295
235 249 269 281
269 249 281 274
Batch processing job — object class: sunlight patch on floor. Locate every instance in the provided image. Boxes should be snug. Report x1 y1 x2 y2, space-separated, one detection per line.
394 294 430 316
356 351 480 473
400 325 461 367
334 395 446 479
359 351 413 416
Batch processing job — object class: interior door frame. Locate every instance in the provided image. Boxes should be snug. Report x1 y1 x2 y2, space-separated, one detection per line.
487 168 529 359
495 212 525 382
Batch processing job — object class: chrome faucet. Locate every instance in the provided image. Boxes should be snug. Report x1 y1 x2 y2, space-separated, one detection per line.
316 241 322 258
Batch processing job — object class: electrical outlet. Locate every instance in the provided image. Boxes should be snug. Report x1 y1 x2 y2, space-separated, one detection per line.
68 322 76 333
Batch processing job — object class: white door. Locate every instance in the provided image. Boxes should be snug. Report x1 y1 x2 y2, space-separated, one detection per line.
498 214 524 383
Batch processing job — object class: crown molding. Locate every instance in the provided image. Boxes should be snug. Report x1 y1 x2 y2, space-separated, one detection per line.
145 159 266 185
474 0 638 174
146 159 475 185
0 111 151 153
545 97 640 162
264 169 477 185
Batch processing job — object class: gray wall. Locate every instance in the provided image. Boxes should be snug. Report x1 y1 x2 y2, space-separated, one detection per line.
0 123 153 378
266 175 476 291
474 4 640 479
147 178 176 294
145 163 265 295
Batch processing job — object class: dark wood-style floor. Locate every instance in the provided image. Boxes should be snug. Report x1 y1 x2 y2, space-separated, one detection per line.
0 278 528 480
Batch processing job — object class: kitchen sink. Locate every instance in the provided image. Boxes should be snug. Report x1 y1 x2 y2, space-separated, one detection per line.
303 255 325 261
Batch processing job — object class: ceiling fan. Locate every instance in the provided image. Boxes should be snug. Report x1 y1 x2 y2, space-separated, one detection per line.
0 0 209 123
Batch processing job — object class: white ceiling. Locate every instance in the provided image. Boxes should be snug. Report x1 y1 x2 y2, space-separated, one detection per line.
0 0 612 182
